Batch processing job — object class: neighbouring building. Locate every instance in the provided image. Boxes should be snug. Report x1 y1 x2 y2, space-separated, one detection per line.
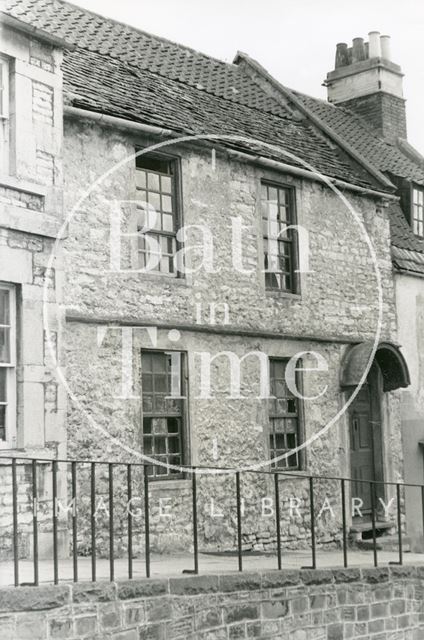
300 31 424 550
0 0 421 561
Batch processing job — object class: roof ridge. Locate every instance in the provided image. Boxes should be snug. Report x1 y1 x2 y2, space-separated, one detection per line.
40 0 235 69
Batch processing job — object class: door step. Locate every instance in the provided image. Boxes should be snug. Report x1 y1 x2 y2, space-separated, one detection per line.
353 534 410 553
349 521 395 542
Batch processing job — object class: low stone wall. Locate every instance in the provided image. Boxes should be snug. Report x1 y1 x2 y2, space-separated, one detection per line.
0 566 423 639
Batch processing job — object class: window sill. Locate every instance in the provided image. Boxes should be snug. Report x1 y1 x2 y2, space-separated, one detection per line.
131 271 189 286
265 289 301 300
148 477 191 491
273 468 306 478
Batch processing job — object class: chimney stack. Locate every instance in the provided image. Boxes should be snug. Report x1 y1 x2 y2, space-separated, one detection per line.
324 32 407 141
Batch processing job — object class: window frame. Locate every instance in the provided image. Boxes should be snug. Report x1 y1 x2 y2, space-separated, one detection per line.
411 184 424 238
261 179 300 294
267 357 304 471
0 283 17 449
140 348 189 480
0 55 10 175
134 150 184 278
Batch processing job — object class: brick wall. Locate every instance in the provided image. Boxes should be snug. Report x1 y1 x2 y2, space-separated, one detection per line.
340 93 407 141
0 566 423 639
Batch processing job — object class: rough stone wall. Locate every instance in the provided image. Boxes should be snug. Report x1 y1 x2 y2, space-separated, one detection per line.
61 118 401 553
63 119 396 341
0 566 423 639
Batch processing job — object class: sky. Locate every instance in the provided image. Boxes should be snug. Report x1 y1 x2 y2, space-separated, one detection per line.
74 0 424 153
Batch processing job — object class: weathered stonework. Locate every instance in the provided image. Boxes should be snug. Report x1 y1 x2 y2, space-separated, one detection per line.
0 566 422 639
0 21 66 558
61 118 401 553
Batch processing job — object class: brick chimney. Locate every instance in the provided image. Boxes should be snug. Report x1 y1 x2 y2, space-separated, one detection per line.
325 32 407 141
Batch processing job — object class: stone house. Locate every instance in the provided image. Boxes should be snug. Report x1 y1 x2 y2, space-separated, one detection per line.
0 0 420 557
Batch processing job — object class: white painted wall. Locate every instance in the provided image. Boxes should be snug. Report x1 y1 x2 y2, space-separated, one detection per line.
395 271 424 550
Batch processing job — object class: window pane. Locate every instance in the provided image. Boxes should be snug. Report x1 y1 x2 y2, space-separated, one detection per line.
141 351 185 478
149 191 161 212
0 405 5 441
135 170 147 189
162 195 173 213
147 172 160 192
268 359 300 469
0 327 10 363
0 289 9 325
0 368 6 402
135 155 178 277
262 183 295 291
161 175 172 193
162 214 173 232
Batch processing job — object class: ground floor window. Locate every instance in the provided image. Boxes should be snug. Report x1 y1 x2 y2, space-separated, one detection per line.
268 358 301 469
141 350 186 478
0 283 16 448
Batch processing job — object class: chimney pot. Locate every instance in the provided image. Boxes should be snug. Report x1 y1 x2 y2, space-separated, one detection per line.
352 37 366 62
380 35 391 60
335 42 349 68
368 31 382 58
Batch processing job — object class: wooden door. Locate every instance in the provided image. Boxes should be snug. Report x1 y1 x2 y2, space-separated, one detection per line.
349 365 384 516
350 385 374 512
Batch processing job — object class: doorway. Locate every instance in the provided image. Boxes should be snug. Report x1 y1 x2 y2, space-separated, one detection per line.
349 364 384 515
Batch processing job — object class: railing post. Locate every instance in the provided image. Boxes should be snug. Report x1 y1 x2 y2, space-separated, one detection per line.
90 462 96 582
302 476 316 569
52 460 58 584
11 458 19 587
109 463 114 581
192 468 199 575
127 464 133 579
236 471 243 572
274 472 282 570
32 459 39 586
341 478 348 568
71 461 78 582
370 482 378 567
144 464 151 578
390 483 403 566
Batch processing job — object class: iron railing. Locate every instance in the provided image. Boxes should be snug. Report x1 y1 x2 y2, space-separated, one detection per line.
0 454 423 587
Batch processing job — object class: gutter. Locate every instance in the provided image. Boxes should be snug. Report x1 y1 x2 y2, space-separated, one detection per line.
64 105 398 201
233 52 396 194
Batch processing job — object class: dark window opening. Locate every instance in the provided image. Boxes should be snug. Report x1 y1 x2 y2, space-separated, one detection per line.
141 350 186 478
268 358 301 469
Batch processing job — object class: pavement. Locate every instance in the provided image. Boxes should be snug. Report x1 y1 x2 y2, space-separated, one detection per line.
1 549 424 586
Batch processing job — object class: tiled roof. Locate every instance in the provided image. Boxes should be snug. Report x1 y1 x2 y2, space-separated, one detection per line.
295 92 424 186
2 0 383 191
4 0 424 266
389 203 424 254
63 48 379 188
2 0 300 118
392 246 424 276
294 95 424 258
